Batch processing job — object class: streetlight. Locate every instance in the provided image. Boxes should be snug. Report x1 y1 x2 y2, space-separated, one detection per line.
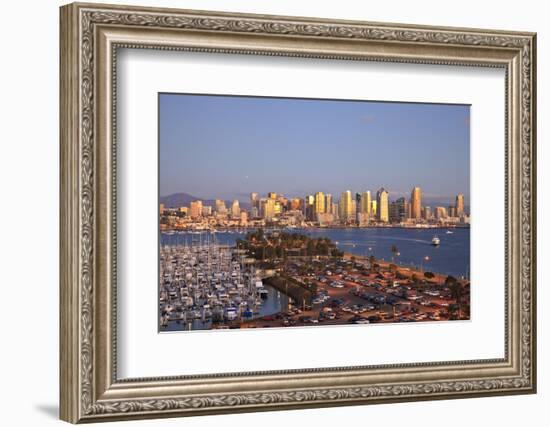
420 255 429 273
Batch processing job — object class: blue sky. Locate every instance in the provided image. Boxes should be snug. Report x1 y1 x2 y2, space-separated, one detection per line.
159 93 470 205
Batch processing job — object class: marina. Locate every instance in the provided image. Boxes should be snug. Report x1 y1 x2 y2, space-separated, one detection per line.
159 236 289 331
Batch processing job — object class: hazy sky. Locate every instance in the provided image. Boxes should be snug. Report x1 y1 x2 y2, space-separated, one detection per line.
159 93 470 205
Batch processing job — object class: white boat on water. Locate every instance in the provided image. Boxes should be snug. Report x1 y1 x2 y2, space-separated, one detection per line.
431 236 441 246
446 230 454 234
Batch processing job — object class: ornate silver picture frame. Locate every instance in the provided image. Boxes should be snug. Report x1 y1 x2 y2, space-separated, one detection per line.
60 2 536 423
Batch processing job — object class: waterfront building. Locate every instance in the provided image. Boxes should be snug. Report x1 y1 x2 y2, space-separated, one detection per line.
231 200 240 218
179 206 189 216
389 201 399 223
435 206 448 219
314 191 325 215
202 206 212 216
160 203 165 215
361 191 372 218
250 192 259 211
250 206 259 218
215 199 227 214
448 206 457 218
332 202 339 219
325 194 332 214
305 195 315 221
339 190 354 222
371 200 377 217
423 206 432 220
240 210 248 225
376 188 389 222
190 200 203 218
456 193 465 217
411 186 422 219
274 201 282 215
390 197 409 223
263 198 276 221
351 200 357 221
290 198 302 211
317 212 334 226
357 212 370 226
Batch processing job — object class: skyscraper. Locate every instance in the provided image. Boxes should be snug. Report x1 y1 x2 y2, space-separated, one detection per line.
190 200 203 218
376 188 389 222
435 206 447 219
325 194 332 214
339 190 353 222
231 200 240 218
411 186 422 219
314 192 325 215
390 197 409 223
424 206 432 220
305 195 315 221
250 192 259 211
290 198 302 211
361 191 372 217
263 198 276 221
215 199 227 214
456 193 465 217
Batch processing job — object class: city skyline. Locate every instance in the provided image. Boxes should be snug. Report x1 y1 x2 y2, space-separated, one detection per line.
159 93 470 203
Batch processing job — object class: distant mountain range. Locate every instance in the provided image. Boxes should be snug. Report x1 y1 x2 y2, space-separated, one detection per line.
160 192 250 209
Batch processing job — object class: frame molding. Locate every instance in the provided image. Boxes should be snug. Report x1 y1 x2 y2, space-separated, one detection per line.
60 2 536 423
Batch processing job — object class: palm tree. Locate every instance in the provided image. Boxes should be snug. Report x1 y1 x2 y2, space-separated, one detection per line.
444 275 463 319
368 255 376 271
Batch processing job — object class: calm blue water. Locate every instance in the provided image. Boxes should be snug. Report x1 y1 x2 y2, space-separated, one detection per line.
163 285 289 331
161 227 470 278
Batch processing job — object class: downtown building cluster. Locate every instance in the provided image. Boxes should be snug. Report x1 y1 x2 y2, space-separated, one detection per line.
160 187 469 230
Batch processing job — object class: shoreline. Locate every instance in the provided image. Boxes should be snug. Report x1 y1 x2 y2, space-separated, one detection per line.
161 224 470 232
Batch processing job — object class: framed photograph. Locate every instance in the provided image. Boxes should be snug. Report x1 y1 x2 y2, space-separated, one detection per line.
60 2 537 423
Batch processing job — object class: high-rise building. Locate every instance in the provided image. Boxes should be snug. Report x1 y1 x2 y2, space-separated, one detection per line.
376 188 389 222
389 201 399 223
332 202 339 219
240 210 248 225
361 191 372 217
456 193 465 217
339 190 354 222
263 198 276 221
250 192 259 211
448 206 457 218
435 206 448 219
215 199 227 214
160 203 165 215
390 197 409 223
371 200 377 216
290 198 302 211
325 194 332 214
190 200 203 218
314 192 325 215
424 206 432 220
231 200 240 218
305 195 315 221
411 186 422 219
268 192 277 200
202 206 212 216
